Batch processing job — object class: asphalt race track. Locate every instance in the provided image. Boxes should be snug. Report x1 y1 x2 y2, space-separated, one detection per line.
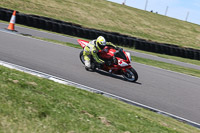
0 22 199 71
0 30 200 125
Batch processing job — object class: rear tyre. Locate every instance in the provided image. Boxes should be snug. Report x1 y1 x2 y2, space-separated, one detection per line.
122 68 138 82
79 51 85 65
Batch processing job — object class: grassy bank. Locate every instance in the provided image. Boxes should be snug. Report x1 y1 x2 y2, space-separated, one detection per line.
1 0 200 49
133 56 200 78
0 64 199 133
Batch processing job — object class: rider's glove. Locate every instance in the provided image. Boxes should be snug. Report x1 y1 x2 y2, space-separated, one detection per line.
116 47 120 50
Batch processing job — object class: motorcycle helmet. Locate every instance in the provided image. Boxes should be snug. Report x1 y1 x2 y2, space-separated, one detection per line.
96 36 106 50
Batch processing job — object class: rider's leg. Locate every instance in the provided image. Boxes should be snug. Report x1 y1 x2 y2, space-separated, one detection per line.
83 50 91 70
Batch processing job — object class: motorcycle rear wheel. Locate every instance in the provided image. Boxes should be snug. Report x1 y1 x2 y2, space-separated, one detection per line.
122 68 138 82
80 51 85 65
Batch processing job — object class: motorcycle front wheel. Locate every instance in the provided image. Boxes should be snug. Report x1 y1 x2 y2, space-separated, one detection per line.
122 67 138 82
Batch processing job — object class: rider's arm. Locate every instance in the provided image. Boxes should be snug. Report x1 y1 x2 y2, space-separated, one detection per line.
106 42 119 49
91 49 105 64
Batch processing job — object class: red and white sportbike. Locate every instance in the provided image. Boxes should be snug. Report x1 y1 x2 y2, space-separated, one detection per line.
78 39 138 82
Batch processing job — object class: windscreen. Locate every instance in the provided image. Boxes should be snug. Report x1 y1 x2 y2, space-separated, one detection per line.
115 49 127 60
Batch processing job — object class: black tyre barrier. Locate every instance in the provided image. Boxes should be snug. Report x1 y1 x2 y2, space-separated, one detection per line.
97 32 105 39
112 35 118 44
0 8 14 13
15 13 21 24
59 24 65 34
188 50 194 59
146 42 152 51
0 10 7 21
158 44 164 54
95 31 103 38
118 36 124 46
92 30 99 38
106 34 113 42
140 41 148 51
16 14 24 25
79 28 87 38
74 27 82 37
144 42 151 52
173 47 179 56
179 49 186 58
5 11 12 21
138 41 144 50
127 38 134 47
83 29 91 39
39 19 46 30
134 40 140 49
80 29 88 38
121 37 128 47
63 24 72 35
52 22 60 33
101 32 107 40
118 36 124 45
196 52 200 60
27 16 34 27
184 50 190 58
167 46 173 55
1 8 200 60
109 34 116 43
88 30 96 39
164 45 170 54
21 14 28 25
57 23 62 33
169 46 174 55
32 17 41 28
71 26 78 36
155 44 162 53
151 43 156 52
176 48 181 57
109 35 116 44
193 51 200 60
141 41 147 50
114 36 120 45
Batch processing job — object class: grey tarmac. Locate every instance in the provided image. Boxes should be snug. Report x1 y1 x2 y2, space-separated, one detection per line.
0 22 200 70
0 29 200 125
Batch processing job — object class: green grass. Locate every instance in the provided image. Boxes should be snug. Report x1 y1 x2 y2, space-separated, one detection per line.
133 56 200 78
122 47 200 66
0 64 199 133
1 0 200 49
31 36 200 78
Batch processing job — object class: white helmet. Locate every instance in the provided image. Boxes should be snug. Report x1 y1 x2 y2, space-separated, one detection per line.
96 36 106 50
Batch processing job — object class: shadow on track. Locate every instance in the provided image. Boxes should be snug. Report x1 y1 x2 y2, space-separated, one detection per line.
94 69 142 85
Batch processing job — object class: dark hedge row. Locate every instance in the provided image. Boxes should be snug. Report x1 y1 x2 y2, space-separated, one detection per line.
0 7 200 60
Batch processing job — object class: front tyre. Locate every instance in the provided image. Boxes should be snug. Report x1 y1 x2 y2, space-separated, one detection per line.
122 68 138 82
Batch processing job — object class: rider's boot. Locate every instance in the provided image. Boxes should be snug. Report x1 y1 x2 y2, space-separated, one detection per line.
85 60 92 71
109 69 112 73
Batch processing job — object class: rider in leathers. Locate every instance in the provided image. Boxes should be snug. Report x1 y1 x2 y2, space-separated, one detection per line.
83 36 118 70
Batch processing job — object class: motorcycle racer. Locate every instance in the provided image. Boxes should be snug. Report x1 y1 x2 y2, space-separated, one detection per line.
83 36 118 70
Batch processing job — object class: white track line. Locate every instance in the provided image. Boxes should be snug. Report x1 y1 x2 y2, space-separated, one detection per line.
0 60 199 129
0 28 200 128
1 28 199 81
